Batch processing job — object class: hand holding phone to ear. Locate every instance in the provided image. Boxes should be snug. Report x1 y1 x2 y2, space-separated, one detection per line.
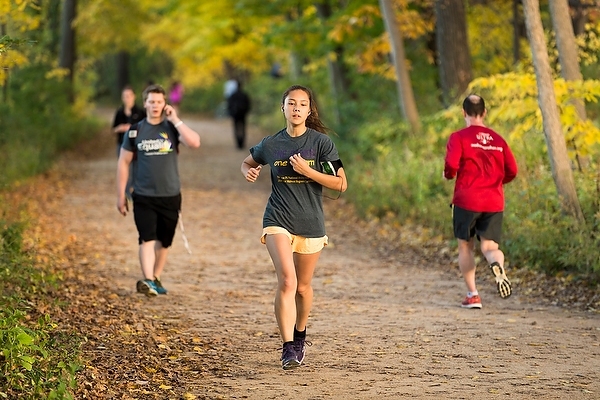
164 104 179 123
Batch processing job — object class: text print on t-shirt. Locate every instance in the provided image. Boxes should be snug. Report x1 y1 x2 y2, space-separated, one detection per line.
137 132 175 155
472 132 503 152
274 148 316 184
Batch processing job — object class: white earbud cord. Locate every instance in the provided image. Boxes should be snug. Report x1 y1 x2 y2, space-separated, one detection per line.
178 210 192 254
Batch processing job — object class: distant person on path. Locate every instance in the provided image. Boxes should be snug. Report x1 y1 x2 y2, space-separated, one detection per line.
112 85 146 157
226 80 251 149
168 81 184 113
116 84 201 297
443 94 518 309
270 62 283 78
223 78 238 99
241 85 348 370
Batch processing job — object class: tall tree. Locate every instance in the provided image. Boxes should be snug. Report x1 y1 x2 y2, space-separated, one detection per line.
59 0 77 101
569 0 593 35
550 0 588 169
116 51 130 91
522 0 584 222
46 0 62 56
315 0 351 126
379 0 421 133
550 0 586 120
1 23 7 102
512 0 521 64
434 0 472 107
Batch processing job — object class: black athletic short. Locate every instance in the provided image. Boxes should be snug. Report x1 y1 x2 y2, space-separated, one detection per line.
132 193 181 247
452 205 503 243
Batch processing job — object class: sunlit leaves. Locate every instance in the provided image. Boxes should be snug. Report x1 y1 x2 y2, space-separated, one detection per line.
334 0 434 81
75 0 149 56
467 0 518 76
576 22 600 66
0 0 40 83
117 0 279 86
0 0 40 31
430 73 600 159
329 4 382 43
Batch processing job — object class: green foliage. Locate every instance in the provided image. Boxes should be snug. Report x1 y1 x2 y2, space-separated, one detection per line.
467 0 522 77
0 63 101 188
0 309 77 399
0 0 41 82
75 0 149 56
342 116 453 234
474 73 600 156
0 35 36 55
94 48 174 104
340 93 600 280
1 220 24 256
0 219 55 298
0 220 81 399
504 168 600 279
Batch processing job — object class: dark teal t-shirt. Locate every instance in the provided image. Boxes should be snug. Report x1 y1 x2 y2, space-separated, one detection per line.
122 119 181 197
250 128 340 237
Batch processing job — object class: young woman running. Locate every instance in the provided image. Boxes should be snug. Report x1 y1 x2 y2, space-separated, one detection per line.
241 85 348 370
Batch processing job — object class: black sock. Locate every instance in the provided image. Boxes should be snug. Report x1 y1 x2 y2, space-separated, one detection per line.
294 326 306 340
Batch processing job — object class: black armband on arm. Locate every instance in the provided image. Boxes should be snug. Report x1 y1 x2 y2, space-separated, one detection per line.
331 159 343 174
321 159 344 176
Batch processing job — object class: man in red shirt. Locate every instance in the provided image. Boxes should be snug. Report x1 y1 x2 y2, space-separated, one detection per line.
444 95 518 309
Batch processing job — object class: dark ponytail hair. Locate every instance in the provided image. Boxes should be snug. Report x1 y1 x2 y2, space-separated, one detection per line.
281 85 330 134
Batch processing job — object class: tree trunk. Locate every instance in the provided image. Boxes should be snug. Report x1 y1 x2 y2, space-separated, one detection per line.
378 0 421 133
513 0 521 64
434 0 472 107
550 0 586 120
315 1 350 126
1 23 7 103
325 46 347 126
59 0 77 102
47 0 62 56
522 0 585 223
550 0 588 170
288 51 302 81
569 0 589 35
116 51 130 92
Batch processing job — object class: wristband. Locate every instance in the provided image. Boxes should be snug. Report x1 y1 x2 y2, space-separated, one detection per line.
174 120 183 128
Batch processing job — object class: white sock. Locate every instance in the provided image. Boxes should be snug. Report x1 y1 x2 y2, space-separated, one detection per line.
467 291 479 298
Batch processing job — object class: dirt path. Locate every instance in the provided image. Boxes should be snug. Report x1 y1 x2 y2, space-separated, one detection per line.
53 112 599 399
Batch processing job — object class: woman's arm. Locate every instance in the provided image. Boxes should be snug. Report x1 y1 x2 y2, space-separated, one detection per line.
241 154 262 183
289 154 348 192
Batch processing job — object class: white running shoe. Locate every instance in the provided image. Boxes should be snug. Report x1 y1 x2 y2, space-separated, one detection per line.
490 262 512 298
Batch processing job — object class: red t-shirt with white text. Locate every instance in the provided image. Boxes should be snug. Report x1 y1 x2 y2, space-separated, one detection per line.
444 125 518 212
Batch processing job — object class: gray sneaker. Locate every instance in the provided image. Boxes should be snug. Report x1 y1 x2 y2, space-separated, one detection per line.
490 262 512 298
136 279 158 297
281 342 300 370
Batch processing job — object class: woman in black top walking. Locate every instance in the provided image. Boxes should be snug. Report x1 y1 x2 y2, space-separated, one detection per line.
112 85 146 156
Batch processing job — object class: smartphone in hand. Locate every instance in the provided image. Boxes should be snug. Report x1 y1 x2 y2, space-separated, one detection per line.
162 104 171 118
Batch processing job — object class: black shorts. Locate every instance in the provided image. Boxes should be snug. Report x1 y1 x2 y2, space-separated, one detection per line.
452 205 503 243
132 193 181 247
